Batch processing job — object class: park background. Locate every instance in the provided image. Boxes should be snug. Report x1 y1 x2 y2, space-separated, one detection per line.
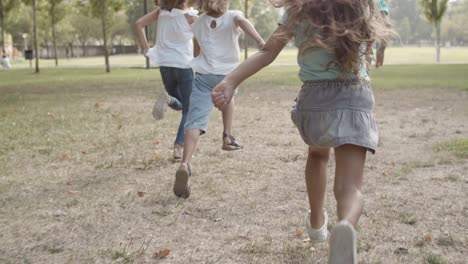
0 0 467 263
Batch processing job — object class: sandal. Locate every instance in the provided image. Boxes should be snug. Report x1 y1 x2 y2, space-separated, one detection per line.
222 133 242 151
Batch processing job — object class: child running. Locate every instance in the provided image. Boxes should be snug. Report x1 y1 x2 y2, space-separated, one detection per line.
135 0 197 160
211 0 392 263
173 0 265 198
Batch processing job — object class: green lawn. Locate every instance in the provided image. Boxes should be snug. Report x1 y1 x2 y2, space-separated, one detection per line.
273 47 468 65
2 64 467 91
8 47 468 69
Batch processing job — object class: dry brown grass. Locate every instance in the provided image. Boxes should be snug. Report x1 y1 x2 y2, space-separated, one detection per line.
0 79 467 263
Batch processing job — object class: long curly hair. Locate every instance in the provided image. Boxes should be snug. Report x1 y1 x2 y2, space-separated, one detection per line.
272 0 393 75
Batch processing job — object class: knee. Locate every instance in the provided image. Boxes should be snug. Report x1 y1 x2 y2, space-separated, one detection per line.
308 148 330 163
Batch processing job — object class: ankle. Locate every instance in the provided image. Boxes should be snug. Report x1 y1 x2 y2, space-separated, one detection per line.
309 209 327 229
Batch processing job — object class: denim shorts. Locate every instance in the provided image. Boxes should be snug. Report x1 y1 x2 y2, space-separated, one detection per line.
291 79 378 154
184 73 226 134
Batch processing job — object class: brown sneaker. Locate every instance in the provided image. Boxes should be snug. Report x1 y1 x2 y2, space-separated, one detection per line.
173 144 183 160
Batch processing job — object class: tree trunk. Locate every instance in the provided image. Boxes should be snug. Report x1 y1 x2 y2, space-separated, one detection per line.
436 20 440 64
244 0 248 60
0 0 5 54
101 1 110 73
33 0 39 73
143 0 149 69
51 3 58 67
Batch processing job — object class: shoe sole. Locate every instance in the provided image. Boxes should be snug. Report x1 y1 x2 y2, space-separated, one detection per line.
173 168 190 198
152 96 166 120
221 145 242 151
328 222 357 264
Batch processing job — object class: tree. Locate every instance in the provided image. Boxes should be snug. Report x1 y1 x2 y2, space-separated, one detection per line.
229 0 279 58
126 0 156 44
70 2 100 57
22 0 40 73
398 17 411 44
389 0 432 44
441 0 468 45
48 0 68 66
87 0 125 73
419 0 449 63
0 0 19 54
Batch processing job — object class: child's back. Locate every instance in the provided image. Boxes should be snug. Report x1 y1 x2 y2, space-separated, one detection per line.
146 8 195 68
210 1 394 263
191 10 244 75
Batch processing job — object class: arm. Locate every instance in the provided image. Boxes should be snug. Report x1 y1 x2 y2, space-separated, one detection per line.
234 15 265 49
211 26 292 109
135 8 160 54
375 11 389 68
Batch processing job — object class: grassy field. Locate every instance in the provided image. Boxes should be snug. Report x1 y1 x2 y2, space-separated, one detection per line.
2 64 468 90
0 66 467 263
8 46 468 69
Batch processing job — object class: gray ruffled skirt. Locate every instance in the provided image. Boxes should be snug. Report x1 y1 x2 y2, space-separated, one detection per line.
291 79 378 154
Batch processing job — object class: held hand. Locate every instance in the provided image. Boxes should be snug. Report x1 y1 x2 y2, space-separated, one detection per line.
211 81 235 111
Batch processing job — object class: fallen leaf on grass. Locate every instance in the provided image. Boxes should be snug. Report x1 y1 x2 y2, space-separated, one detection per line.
62 154 70 160
154 249 170 259
66 179 72 185
295 228 303 236
137 191 146 197
423 234 432 242
95 101 100 109
152 151 160 161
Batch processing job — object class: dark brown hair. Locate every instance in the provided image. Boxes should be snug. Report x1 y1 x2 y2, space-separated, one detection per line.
187 0 230 14
159 0 188 11
273 0 393 76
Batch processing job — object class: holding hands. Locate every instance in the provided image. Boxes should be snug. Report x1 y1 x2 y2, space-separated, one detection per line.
211 80 236 110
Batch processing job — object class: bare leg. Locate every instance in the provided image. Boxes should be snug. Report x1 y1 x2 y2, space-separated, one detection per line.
222 98 234 140
306 147 330 228
333 144 367 228
174 128 202 198
179 128 201 170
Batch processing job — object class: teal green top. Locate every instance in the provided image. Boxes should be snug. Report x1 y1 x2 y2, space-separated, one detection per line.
377 0 389 15
279 13 369 82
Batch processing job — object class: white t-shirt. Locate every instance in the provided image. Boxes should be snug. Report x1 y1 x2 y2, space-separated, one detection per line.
146 8 196 68
190 10 244 75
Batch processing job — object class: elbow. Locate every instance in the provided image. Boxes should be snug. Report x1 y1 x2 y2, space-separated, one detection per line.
135 20 144 30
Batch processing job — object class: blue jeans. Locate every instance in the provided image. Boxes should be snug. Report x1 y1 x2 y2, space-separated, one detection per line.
159 66 194 146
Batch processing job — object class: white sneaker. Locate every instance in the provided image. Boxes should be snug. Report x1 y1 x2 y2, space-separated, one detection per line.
328 220 358 264
152 93 169 120
306 208 328 242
